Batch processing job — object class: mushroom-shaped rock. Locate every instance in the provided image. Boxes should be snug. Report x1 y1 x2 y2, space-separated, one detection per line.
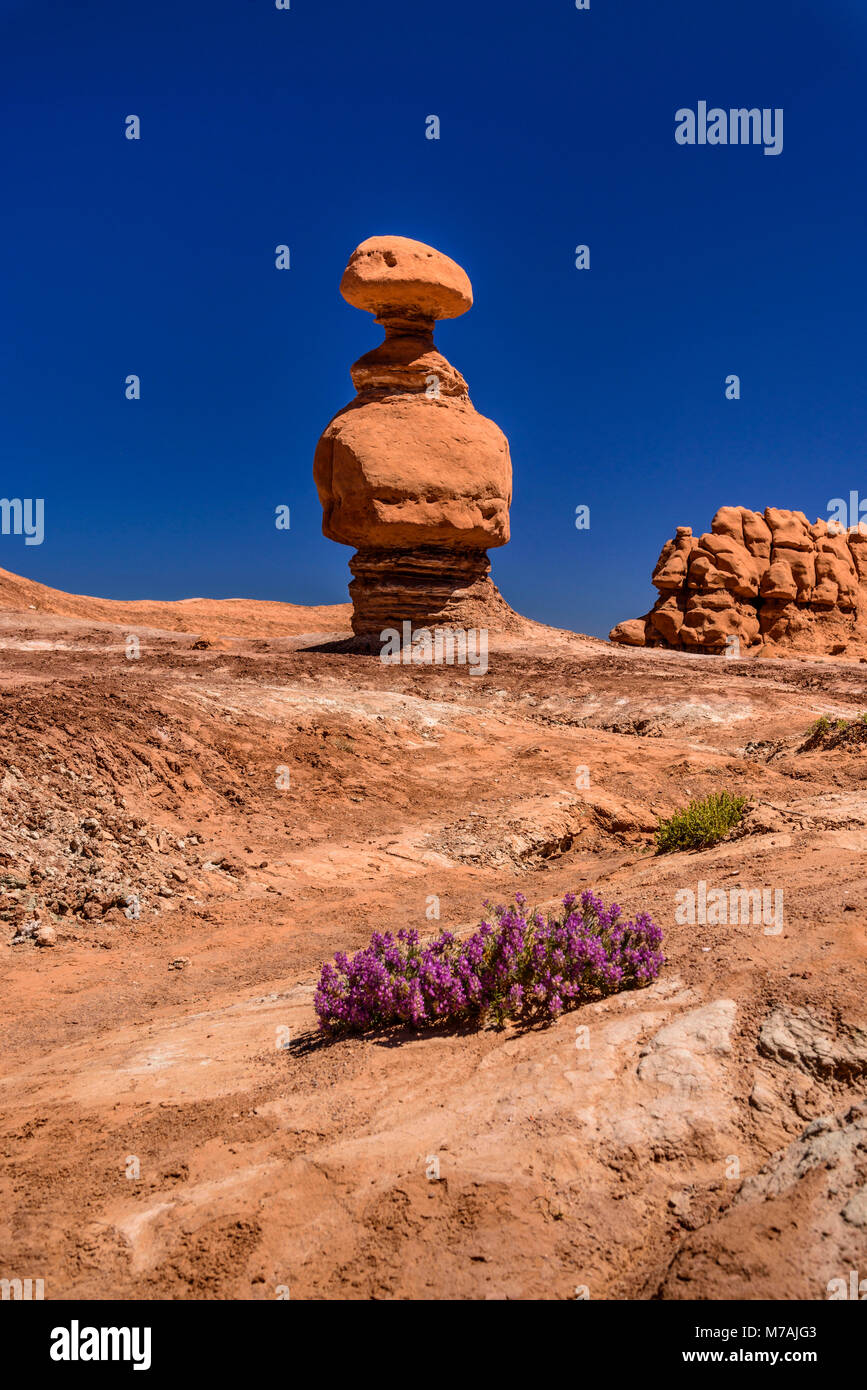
314 236 514 636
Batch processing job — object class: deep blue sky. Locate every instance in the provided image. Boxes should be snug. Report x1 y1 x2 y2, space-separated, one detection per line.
2 0 865 635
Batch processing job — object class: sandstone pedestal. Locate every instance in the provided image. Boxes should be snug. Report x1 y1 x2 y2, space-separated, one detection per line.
347 547 517 634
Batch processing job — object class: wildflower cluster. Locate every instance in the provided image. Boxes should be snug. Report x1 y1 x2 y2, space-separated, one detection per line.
314 891 664 1036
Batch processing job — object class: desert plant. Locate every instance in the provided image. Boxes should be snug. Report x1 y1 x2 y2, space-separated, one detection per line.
313 892 664 1037
800 712 867 750
654 790 746 853
808 716 831 736
830 715 867 746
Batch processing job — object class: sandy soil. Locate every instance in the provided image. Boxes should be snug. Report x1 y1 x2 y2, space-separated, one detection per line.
1 586 866 1300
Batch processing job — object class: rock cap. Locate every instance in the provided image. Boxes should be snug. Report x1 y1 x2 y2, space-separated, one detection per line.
340 235 473 322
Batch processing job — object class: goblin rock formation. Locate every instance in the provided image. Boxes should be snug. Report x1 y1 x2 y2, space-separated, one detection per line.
610 506 867 656
313 235 514 635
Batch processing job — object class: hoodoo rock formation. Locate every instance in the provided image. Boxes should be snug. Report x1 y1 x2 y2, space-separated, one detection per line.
313 235 514 636
610 506 867 657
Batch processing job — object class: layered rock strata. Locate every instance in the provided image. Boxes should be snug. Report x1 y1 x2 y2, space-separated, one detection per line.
610 506 867 656
313 235 513 636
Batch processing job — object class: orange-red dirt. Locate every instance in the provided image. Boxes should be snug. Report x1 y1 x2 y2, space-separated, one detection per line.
1 570 866 1300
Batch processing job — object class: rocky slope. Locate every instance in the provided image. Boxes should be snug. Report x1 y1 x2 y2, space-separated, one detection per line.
1 580 866 1299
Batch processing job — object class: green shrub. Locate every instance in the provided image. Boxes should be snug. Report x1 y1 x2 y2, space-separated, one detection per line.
655 791 747 854
798 711 867 754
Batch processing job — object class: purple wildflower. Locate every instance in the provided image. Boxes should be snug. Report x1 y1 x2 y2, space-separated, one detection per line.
314 891 664 1036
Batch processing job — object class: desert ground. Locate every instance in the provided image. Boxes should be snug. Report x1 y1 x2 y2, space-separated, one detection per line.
1 568 865 1300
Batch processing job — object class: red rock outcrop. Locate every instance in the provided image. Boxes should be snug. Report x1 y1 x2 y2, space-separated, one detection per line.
610 507 867 657
313 236 514 636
